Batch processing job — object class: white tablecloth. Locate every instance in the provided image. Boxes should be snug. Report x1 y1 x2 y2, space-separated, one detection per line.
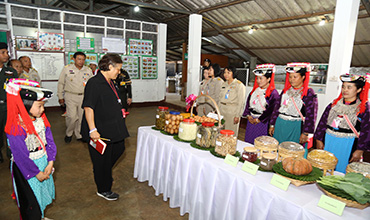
134 126 370 220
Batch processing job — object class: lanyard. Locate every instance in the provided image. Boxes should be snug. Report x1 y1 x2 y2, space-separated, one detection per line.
106 79 121 104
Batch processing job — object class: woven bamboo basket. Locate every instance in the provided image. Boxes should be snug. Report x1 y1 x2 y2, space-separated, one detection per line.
346 163 370 179
307 150 338 176
190 94 222 127
317 185 370 209
277 174 316 187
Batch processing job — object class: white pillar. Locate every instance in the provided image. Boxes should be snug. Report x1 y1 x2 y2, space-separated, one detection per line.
157 23 167 101
325 0 360 105
186 14 202 97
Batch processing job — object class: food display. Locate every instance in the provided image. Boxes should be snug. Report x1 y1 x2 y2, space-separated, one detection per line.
317 173 370 208
254 136 278 158
242 147 258 163
346 162 370 179
278 142 305 161
260 153 277 171
178 119 197 141
215 130 237 156
196 122 216 148
164 111 183 134
155 106 169 130
307 149 338 176
282 157 313 176
273 162 323 185
190 115 218 123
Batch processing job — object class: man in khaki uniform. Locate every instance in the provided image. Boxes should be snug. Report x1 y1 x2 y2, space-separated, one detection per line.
19 56 41 83
58 52 92 143
206 63 224 114
218 66 246 136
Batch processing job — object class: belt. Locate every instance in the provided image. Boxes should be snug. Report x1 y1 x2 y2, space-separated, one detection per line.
29 146 43 153
327 125 356 134
66 91 84 95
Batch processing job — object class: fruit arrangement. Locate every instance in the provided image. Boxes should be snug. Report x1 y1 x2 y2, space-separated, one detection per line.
190 115 217 123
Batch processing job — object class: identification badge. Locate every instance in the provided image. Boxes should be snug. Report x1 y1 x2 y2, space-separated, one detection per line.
225 90 230 99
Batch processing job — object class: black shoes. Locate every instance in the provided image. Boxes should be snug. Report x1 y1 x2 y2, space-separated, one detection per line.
64 136 72 143
97 191 119 201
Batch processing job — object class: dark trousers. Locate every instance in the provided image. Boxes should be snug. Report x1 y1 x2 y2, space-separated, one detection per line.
0 109 6 153
88 140 125 193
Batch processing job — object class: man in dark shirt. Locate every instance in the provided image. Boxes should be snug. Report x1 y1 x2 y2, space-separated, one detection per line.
115 69 132 110
0 42 18 163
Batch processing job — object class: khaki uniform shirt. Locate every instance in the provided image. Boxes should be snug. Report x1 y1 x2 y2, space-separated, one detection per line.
20 68 41 83
57 64 92 99
207 77 223 110
219 79 246 118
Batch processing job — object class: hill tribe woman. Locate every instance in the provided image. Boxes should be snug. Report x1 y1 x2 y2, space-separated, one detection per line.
269 63 318 157
243 64 279 144
314 74 370 172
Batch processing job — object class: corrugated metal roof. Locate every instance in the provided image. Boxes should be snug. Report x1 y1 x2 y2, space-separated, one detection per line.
14 0 370 66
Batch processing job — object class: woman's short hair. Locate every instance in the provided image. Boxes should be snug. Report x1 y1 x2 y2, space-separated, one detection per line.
98 53 123 71
224 66 237 78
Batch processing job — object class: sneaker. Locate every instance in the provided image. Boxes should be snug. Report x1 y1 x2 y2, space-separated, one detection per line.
64 136 72 143
61 111 66 117
97 191 119 201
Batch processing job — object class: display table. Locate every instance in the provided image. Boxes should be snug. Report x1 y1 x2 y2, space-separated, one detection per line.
134 126 370 220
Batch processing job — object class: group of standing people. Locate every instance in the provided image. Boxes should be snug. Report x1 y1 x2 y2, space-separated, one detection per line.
198 60 370 173
197 59 246 136
243 63 370 173
0 43 133 219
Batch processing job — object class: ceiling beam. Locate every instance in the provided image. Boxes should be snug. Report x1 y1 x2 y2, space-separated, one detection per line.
89 0 94 12
108 0 191 14
96 4 121 13
61 0 82 10
246 41 370 50
48 0 60 6
361 0 370 16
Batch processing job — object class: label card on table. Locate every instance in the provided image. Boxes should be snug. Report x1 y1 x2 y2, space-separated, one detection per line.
317 195 345 216
270 174 290 191
242 161 259 175
224 154 239 167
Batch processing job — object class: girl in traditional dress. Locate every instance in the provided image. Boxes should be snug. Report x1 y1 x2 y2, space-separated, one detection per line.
314 74 370 173
243 64 279 144
5 79 56 220
269 63 318 157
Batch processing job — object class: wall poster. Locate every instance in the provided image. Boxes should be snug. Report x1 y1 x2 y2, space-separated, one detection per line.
121 55 140 79
38 32 64 51
128 38 153 56
141 56 157 79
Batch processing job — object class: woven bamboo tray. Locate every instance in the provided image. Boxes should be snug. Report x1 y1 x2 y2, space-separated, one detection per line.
346 163 370 179
277 174 316 186
307 150 338 176
317 185 370 209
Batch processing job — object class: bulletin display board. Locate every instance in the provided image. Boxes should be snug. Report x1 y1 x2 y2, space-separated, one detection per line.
67 52 98 65
38 32 64 51
128 38 153 56
141 56 157 79
122 55 140 79
76 37 95 52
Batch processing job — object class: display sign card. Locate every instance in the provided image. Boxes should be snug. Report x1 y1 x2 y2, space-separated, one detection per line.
270 174 290 191
242 161 259 175
129 38 153 56
122 55 139 79
76 37 95 52
141 56 157 79
317 195 345 216
102 37 125 54
224 154 239 167
38 32 64 51
67 52 98 66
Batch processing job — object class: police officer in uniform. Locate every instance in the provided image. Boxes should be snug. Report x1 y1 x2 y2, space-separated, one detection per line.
218 66 246 136
58 52 92 143
19 56 41 83
0 42 18 163
115 69 132 110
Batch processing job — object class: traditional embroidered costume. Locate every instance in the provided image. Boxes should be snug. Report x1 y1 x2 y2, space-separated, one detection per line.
270 63 318 157
314 74 370 172
5 78 56 219
243 64 279 144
